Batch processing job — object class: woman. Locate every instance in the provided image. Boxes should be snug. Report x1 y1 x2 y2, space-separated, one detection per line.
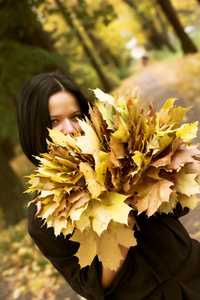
17 72 90 166
17 72 200 300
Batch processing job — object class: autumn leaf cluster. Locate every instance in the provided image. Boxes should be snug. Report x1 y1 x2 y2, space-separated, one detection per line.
26 88 200 270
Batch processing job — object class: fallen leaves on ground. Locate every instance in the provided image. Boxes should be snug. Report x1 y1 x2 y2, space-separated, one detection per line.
0 218 67 300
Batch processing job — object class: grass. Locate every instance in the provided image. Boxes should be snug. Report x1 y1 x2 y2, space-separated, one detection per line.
149 27 200 62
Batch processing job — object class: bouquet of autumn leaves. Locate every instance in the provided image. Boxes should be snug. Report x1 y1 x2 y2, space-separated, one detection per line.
26 88 200 270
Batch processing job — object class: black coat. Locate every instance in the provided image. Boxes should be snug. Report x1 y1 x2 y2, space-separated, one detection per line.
28 203 200 300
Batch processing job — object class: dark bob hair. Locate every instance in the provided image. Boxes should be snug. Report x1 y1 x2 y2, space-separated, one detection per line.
17 72 90 166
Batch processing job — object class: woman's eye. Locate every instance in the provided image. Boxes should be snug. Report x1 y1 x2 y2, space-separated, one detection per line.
51 119 59 125
72 114 83 121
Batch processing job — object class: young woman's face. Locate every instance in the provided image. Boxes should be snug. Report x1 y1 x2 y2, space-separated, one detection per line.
48 91 83 135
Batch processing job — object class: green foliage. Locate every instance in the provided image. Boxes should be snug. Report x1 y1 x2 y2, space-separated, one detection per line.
40 0 132 92
72 0 117 28
189 27 200 47
0 0 35 34
149 27 200 62
0 0 69 146
149 45 182 61
0 39 65 144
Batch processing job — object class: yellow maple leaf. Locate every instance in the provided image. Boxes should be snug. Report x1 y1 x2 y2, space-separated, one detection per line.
96 103 115 130
76 119 102 168
115 97 129 123
162 98 178 111
168 106 191 125
91 192 131 235
70 228 98 267
185 160 200 174
74 192 131 237
150 152 173 168
136 179 174 216
167 145 200 171
112 118 130 143
75 210 91 232
70 221 136 270
61 220 74 236
157 98 190 129
153 135 173 156
158 192 178 214
96 161 107 185
145 167 162 180
127 103 138 125
70 202 89 224
98 151 108 162
98 221 136 270
69 194 90 223
111 221 137 249
88 104 103 140
40 202 59 219
67 190 86 203
132 151 144 168
110 136 126 159
178 194 200 210
156 98 177 127
175 168 200 196
53 197 68 216
79 162 104 198
54 156 78 169
39 190 55 198
176 122 198 141
93 88 115 105
48 128 79 150
53 217 68 237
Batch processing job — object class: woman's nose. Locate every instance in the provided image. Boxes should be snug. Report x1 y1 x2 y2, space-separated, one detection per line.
60 119 75 135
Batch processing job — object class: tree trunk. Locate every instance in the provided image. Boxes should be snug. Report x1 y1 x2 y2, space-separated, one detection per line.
157 0 198 54
123 0 176 52
155 4 170 41
88 32 121 68
0 147 29 226
54 0 115 92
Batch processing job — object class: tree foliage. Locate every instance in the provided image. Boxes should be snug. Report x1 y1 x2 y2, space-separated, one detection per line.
0 41 64 142
122 0 176 51
157 0 198 54
38 0 136 89
0 0 66 145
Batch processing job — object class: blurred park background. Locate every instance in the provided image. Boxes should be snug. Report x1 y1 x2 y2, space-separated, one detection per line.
0 0 200 299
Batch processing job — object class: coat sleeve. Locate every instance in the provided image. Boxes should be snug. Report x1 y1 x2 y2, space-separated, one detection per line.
28 203 104 300
171 202 189 218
